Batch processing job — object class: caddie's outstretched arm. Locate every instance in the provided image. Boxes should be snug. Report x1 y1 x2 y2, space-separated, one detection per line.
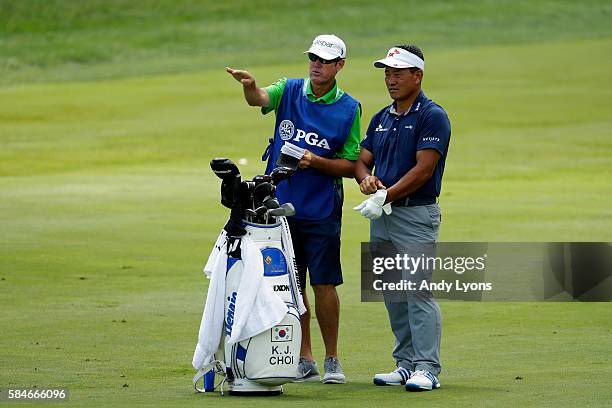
226 67 270 107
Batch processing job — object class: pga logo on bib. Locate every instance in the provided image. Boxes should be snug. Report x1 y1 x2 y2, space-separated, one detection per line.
278 120 330 150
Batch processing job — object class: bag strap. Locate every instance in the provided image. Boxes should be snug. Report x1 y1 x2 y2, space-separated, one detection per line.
193 361 226 394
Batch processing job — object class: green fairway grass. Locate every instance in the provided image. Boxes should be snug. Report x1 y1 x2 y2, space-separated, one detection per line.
1 1 611 407
2 0 612 84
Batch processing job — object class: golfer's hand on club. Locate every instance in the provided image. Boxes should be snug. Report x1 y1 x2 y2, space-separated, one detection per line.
298 149 315 169
353 189 393 220
226 67 256 87
359 175 385 194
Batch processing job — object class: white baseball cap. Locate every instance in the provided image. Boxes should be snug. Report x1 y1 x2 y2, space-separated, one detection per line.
374 47 425 71
304 34 346 60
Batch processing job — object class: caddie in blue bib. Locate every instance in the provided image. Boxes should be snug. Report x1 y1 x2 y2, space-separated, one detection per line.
265 78 358 220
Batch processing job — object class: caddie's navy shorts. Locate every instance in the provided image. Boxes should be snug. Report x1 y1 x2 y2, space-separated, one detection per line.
287 187 343 288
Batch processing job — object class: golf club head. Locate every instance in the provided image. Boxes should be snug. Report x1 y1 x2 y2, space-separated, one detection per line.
241 181 256 209
210 158 240 180
253 182 275 206
280 202 295 217
211 158 242 208
253 206 268 223
252 175 272 185
267 202 295 217
254 206 268 216
270 166 295 185
262 196 280 209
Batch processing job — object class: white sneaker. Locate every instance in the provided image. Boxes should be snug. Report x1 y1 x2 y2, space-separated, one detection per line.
322 357 346 384
373 367 412 386
405 370 440 391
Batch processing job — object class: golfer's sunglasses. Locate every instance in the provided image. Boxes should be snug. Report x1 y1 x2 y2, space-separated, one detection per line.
308 53 341 64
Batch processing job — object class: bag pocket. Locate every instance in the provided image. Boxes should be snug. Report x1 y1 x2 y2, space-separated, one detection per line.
235 306 302 386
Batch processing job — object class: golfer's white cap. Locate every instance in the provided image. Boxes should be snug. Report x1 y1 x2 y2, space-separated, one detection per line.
374 47 425 71
304 34 346 60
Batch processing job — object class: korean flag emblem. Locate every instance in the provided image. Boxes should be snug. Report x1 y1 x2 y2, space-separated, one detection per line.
272 325 293 342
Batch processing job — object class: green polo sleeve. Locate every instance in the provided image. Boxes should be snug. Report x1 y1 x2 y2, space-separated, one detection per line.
261 77 287 115
335 107 362 161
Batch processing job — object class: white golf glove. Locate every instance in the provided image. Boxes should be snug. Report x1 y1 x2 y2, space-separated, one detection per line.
353 190 392 220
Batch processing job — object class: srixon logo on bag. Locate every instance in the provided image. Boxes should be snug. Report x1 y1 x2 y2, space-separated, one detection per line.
225 292 237 336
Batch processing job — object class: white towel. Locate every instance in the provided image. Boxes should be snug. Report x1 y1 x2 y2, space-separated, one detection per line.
228 235 287 344
192 232 287 370
192 234 228 370
203 230 227 278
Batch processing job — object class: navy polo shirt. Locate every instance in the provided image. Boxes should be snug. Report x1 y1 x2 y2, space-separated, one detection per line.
361 91 451 199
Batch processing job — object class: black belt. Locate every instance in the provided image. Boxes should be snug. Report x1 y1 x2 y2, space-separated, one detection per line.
391 197 437 207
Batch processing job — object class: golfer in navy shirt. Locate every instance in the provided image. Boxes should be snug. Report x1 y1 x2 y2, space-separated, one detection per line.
354 45 451 391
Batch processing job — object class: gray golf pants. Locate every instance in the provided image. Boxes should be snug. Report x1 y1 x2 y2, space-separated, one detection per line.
370 204 442 376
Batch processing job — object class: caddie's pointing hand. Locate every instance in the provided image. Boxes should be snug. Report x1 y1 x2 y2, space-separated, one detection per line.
226 67 256 87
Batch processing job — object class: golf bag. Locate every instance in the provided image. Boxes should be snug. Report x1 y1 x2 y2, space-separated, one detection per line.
193 159 304 396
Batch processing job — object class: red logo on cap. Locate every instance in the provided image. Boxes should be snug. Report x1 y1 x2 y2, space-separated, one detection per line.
388 49 400 57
